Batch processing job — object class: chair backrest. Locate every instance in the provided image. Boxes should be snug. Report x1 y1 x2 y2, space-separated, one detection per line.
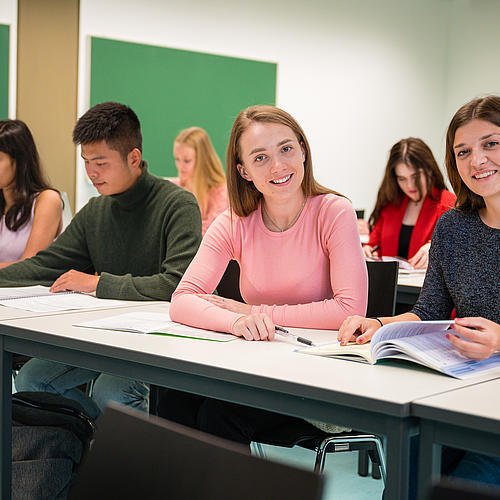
69 404 324 500
366 260 398 317
216 259 243 302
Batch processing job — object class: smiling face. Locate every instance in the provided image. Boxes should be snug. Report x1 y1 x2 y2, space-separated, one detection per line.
0 151 16 191
236 122 305 204
81 141 142 196
394 162 427 202
173 142 196 186
453 119 500 204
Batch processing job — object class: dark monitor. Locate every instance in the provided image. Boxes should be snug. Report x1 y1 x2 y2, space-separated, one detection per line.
70 403 324 500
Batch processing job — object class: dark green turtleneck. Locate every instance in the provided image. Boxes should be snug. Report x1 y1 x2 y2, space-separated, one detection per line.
0 165 202 301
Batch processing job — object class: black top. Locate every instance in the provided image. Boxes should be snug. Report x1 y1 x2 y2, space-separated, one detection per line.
397 224 414 259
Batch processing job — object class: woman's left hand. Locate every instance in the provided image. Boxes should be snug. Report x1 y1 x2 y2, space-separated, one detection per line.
447 317 500 360
198 294 252 314
409 242 431 269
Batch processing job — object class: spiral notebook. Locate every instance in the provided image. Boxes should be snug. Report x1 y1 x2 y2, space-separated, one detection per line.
0 286 124 312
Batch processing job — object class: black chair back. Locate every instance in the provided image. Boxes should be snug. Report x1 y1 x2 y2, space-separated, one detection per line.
366 260 399 317
216 259 243 301
70 404 324 500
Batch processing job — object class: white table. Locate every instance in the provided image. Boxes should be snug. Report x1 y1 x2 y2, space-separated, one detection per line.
413 378 500 500
0 302 496 500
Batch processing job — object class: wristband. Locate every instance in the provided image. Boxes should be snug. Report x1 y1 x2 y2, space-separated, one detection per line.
370 317 384 328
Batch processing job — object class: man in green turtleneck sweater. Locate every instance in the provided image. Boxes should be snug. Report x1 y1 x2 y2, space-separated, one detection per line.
9 102 202 419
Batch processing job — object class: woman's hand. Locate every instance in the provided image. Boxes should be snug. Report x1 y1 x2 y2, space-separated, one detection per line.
363 245 378 258
198 294 252 314
447 317 500 360
409 242 431 269
232 313 275 341
337 316 382 345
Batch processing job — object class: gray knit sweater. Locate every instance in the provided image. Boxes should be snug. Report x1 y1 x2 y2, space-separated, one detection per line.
412 209 500 323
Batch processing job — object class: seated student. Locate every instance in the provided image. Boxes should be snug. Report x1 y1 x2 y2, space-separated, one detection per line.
339 95 500 492
0 120 62 267
363 138 455 269
7 102 202 419
172 126 228 235
158 105 367 445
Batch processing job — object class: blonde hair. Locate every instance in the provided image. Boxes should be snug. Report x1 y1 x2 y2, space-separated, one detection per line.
226 105 342 217
174 127 226 213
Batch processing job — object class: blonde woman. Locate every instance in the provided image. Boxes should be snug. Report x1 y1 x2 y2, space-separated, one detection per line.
173 127 228 235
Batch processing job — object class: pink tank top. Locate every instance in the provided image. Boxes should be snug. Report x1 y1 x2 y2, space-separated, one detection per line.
0 196 37 262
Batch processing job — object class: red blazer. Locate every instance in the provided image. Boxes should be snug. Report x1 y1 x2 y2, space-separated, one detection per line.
367 188 456 259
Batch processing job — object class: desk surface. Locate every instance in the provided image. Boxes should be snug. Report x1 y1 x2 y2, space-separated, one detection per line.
1 302 490 420
413 378 500 433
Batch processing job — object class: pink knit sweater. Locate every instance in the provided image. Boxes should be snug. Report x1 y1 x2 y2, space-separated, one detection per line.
170 194 368 333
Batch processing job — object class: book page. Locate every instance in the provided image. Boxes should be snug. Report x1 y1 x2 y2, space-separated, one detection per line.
0 286 55 300
297 341 373 363
75 312 235 342
0 293 124 312
374 332 500 379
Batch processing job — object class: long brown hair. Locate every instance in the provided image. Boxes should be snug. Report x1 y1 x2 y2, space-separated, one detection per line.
226 105 342 217
174 127 225 214
0 120 54 231
445 95 500 212
368 138 446 229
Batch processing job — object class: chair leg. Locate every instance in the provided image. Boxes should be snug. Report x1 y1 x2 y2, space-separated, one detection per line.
371 462 381 479
374 437 386 484
358 450 369 476
252 442 266 458
314 440 329 473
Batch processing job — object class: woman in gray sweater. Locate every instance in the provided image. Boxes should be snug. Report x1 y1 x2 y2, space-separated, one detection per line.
339 95 500 489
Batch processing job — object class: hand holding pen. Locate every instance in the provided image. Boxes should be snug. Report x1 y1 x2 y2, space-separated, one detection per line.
275 326 315 346
362 244 380 259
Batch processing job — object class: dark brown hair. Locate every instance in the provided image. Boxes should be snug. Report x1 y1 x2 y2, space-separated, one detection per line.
445 95 500 212
0 120 53 231
368 138 446 229
226 105 342 217
73 102 142 161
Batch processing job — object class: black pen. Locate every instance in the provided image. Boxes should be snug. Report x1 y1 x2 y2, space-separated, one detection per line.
371 245 380 253
275 326 315 346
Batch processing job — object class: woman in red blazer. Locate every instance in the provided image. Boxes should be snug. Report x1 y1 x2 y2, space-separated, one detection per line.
364 138 455 268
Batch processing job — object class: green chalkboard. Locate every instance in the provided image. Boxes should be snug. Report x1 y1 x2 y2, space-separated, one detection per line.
90 37 276 177
0 24 9 120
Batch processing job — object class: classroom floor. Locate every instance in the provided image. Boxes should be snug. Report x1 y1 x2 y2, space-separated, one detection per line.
258 443 384 500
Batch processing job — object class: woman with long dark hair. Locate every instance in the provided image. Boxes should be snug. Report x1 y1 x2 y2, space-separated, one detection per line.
0 120 62 268
364 138 455 268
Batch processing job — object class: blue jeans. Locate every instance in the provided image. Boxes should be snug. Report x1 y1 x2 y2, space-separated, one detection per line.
14 358 149 420
401 437 500 500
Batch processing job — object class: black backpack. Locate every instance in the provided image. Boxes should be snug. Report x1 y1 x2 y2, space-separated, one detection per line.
12 392 96 500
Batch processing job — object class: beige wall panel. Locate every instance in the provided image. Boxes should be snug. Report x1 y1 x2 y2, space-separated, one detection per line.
17 0 79 211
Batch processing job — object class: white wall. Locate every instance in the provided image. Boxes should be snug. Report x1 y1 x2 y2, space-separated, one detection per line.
0 0 17 118
444 0 500 126
78 0 452 212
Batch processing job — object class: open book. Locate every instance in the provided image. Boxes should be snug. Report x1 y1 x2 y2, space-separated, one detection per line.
74 312 235 342
299 321 500 379
0 286 124 312
366 256 426 274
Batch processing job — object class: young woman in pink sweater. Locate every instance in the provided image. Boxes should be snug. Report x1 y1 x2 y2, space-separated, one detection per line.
160 105 368 445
